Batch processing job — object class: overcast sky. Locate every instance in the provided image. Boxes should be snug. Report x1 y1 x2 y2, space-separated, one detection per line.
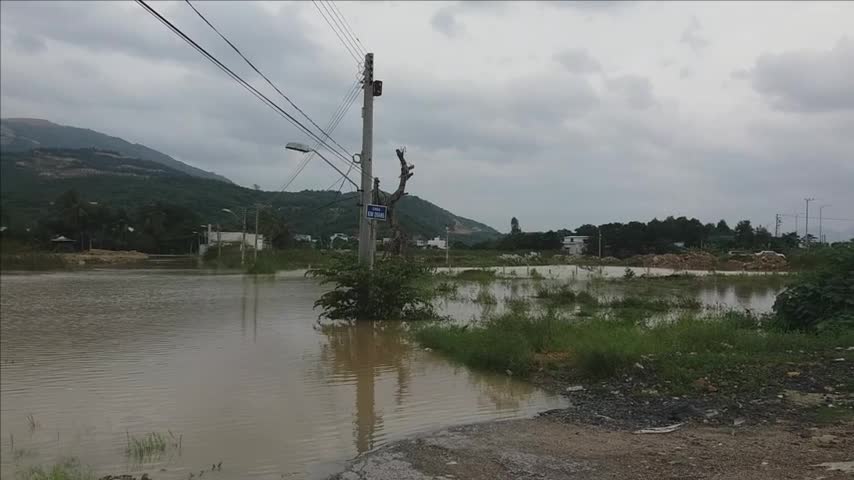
1 1 852 237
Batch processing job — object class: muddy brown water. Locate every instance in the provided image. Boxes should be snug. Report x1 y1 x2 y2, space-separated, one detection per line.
0 271 567 479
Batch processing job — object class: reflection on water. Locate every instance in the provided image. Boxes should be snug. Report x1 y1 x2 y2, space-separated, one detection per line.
0 272 565 479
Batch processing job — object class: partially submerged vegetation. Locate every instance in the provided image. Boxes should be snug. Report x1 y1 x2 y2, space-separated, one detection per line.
416 307 853 394
16 457 94 480
307 256 439 321
125 431 181 461
417 244 854 400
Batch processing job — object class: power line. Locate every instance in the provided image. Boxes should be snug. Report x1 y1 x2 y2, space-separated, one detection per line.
184 0 354 162
312 0 362 65
318 0 364 58
276 77 362 194
135 0 353 166
327 1 368 55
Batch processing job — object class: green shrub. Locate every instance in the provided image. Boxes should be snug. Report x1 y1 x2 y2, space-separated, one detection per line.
773 245 854 331
308 256 438 321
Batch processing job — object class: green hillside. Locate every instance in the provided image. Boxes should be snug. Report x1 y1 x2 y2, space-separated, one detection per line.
0 118 232 183
0 148 499 245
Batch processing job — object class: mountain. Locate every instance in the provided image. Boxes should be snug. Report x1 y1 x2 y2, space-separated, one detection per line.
0 118 232 183
0 148 500 243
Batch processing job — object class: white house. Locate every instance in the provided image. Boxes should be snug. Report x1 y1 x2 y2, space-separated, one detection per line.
210 231 266 251
294 234 313 243
562 235 588 255
426 236 447 250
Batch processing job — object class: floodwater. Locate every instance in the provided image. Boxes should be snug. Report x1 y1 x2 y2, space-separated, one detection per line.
438 265 785 320
0 271 567 479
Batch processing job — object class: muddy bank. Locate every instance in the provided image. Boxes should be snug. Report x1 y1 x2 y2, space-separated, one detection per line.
331 353 853 479
330 417 852 480
63 248 148 265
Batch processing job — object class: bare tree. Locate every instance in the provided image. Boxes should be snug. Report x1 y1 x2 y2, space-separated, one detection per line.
383 147 414 256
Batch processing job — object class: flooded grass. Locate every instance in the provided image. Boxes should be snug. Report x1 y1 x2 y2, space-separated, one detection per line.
17 457 95 480
454 269 497 283
472 286 498 305
125 431 180 461
416 306 854 394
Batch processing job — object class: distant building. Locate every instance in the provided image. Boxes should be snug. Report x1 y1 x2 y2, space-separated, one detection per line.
294 234 312 243
562 235 589 255
426 236 447 250
210 232 266 251
329 233 351 248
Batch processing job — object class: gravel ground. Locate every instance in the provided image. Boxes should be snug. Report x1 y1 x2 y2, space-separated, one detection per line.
330 417 853 480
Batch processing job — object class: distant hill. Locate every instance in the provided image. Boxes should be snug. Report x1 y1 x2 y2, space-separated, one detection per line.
0 118 232 183
0 148 499 243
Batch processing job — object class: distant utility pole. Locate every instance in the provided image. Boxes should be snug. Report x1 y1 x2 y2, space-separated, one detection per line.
446 225 451 268
804 197 815 247
598 226 603 259
819 204 831 245
241 207 247 267
358 52 376 268
253 205 260 263
774 214 781 237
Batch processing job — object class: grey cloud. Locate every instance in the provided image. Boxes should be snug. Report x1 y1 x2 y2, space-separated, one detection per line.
10 30 46 54
431 8 464 38
679 66 693 79
554 49 601 74
751 38 854 113
681 17 708 53
605 75 656 109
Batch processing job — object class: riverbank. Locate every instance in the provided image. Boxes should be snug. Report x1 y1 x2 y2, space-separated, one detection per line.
0 249 148 270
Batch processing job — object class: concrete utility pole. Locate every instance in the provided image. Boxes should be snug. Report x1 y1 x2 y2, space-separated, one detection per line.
804 197 815 247
598 227 603 259
358 52 376 268
774 214 781 238
253 205 260 263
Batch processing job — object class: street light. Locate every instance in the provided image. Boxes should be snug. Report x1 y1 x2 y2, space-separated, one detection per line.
285 143 359 189
221 207 246 267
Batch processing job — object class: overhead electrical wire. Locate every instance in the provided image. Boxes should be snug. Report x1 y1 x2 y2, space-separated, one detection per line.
326 1 368 56
184 0 355 162
135 0 353 166
318 0 364 59
276 77 362 194
312 0 362 65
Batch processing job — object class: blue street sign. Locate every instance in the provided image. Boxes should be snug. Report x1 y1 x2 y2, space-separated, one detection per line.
366 204 388 221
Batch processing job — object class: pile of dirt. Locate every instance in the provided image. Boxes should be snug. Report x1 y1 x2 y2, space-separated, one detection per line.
63 249 148 265
636 251 718 270
721 254 788 271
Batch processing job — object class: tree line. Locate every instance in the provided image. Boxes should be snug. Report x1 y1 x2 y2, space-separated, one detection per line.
466 216 802 258
0 189 292 254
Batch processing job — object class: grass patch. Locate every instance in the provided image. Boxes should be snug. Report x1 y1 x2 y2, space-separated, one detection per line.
454 269 497 282
1 252 69 271
17 458 94 480
125 431 180 461
472 286 498 305
415 308 853 394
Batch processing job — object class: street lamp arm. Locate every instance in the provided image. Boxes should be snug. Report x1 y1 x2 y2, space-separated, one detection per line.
286 145 359 189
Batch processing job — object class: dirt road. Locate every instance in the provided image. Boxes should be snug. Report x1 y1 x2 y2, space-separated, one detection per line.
331 417 852 480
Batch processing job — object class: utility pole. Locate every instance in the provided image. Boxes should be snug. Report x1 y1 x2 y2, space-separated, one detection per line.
446 225 450 268
598 226 602 259
217 224 222 261
358 52 376 268
804 197 815 247
253 205 260 263
819 204 831 245
774 214 781 237
241 207 247 267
